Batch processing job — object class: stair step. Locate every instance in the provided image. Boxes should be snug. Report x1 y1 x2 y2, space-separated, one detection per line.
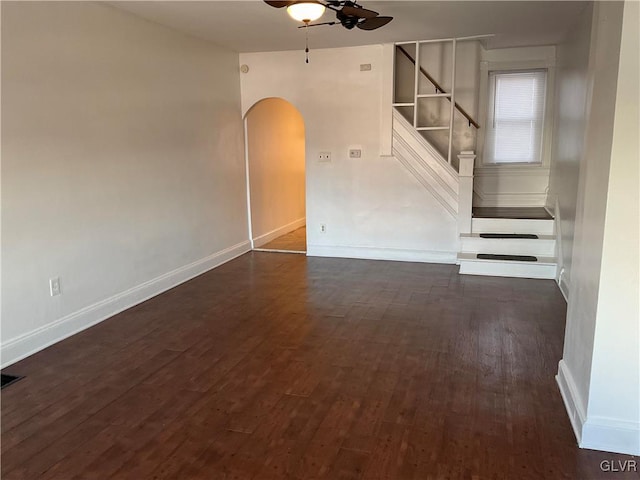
472 218 554 235
477 254 537 262
479 233 538 239
460 234 555 256
472 207 553 220
458 253 557 279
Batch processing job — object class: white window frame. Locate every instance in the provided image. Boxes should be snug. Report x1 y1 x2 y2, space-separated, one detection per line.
484 69 547 165
476 58 555 173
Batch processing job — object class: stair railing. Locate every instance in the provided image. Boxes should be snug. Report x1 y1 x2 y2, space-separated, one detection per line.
396 45 480 130
393 37 482 166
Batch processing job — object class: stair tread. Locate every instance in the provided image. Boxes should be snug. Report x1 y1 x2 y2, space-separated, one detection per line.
458 253 556 265
472 207 553 220
477 254 537 262
461 233 555 240
480 233 538 239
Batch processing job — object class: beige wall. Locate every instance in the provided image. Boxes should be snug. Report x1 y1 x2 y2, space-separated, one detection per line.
241 45 459 263
1 2 248 366
246 98 305 245
547 3 593 296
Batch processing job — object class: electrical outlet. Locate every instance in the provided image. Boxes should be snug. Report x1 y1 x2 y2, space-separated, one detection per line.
318 152 331 162
320 224 326 233
49 277 61 297
349 149 362 158
360 64 372 71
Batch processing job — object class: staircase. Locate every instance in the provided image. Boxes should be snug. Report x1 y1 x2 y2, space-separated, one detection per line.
391 37 558 280
457 210 558 279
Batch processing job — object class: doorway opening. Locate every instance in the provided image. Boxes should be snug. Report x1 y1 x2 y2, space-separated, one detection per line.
244 98 306 254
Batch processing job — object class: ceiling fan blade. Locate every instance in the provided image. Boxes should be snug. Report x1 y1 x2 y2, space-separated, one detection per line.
341 5 378 18
356 15 393 30
264 1 293 8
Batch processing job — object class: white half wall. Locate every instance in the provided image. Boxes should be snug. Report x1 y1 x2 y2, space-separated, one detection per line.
245 98 305 246
1 2 249 367
239 45 458 264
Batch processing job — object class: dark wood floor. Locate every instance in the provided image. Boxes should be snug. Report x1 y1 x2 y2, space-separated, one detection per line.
2 253 637 479
258 226 306 253
472 207 554 220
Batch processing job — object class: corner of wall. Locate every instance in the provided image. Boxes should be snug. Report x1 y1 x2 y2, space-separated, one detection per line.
556 359 587 445
581 418 640 456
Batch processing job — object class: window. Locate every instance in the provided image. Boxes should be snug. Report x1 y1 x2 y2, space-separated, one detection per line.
483 70 547 164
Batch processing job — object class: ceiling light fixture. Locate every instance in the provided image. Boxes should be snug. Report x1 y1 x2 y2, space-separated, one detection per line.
286 1 325 23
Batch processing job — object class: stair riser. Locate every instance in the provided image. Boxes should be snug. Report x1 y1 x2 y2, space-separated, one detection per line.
460 238 555 256
458 260 557 279
472 218 554 235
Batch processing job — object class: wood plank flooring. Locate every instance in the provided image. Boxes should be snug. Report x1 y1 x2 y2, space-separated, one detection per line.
258 226 306 252
2 252 638 479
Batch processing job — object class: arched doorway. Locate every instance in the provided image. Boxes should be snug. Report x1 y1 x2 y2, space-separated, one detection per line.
244 98 306 253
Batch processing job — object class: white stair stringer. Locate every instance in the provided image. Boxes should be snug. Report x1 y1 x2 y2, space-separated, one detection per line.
392 109 458 217
393 138 457 217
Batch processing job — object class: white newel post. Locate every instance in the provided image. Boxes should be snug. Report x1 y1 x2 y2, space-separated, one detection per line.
457 151 476 235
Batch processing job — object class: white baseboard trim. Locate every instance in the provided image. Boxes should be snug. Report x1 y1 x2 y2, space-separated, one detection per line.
553 199 569 302
307 244 457 264
1 241 251 368
252 217 305 248
253 248 305 254
558 276 570 303
581 417 640 456
556 359 587 446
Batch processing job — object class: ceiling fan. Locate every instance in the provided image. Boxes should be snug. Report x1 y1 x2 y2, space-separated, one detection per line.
264 1 393 31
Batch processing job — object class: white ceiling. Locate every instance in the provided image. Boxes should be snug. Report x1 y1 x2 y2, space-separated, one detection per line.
111 1 588 52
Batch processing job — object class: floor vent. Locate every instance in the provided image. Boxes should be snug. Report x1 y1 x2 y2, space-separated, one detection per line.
1 374 24 390
477 254 538 262
479 233 539 239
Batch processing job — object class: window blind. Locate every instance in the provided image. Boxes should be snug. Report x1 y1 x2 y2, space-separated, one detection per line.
484 70 547 164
